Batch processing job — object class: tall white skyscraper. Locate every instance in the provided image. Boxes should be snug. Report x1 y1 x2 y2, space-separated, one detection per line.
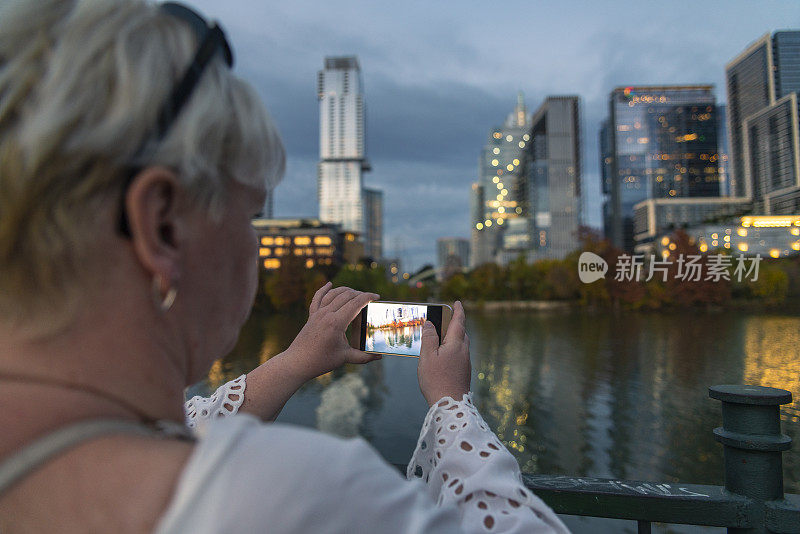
318 56 383 259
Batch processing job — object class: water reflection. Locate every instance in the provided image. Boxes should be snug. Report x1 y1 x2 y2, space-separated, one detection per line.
192 307 800 506
367 325 423 355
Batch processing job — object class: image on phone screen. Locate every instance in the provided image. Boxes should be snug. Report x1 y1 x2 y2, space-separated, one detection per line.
364 302 427 357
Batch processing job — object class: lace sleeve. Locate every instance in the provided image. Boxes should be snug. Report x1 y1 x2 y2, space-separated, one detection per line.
407 393 569 533
184 374 247 430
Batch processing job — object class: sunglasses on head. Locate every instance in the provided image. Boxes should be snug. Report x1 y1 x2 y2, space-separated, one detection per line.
118 1 234 237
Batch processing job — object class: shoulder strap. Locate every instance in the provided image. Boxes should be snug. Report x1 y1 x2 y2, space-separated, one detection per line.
0 419 161 497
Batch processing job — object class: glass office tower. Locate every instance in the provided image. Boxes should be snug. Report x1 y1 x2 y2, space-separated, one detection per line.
518 96 583 260
318 56 383 259
601 86 721 250
472 93 531 265
726 31 800 213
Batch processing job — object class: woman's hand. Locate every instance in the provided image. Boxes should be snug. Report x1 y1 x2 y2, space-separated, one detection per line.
286 282 381 380
417 301 471 406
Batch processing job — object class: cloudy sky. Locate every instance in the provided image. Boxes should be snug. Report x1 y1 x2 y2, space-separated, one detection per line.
188 0 798 271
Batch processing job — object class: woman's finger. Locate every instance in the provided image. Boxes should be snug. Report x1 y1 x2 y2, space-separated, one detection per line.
443 301 466 345
418 320 441 360
320 286 349 308
328 287 360 313
347 348 382 364
339 292 379 325
309 281 332 313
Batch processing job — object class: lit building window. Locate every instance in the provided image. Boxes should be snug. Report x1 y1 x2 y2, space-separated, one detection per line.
263 258 281 269
274 247 285 256
737 228 747 237
261 237 274 246
294 236 311 246
314 236 333 245
305 259 315 268
346 233 355 242
294 248 303 256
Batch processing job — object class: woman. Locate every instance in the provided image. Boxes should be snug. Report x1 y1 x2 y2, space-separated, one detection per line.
0 0 569 532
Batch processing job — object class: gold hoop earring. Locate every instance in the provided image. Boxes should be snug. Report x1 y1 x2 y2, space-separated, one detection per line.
152 274 177 312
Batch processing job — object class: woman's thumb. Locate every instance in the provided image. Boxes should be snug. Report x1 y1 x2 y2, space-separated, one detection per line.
419 321 439 358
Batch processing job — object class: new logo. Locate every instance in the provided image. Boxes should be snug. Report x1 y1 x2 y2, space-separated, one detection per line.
578 252 608 283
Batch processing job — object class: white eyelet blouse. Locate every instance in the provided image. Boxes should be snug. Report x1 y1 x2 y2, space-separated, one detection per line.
158 375 570 533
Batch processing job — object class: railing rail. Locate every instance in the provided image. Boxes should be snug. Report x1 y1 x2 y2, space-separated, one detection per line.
395 384 800 533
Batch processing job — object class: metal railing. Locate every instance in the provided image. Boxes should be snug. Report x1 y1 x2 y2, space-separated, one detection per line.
398 384 800 533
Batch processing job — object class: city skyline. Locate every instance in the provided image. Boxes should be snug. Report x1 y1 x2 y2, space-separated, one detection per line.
185 0 798 270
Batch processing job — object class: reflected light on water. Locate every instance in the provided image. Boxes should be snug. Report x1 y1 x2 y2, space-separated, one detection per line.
743 317 800 422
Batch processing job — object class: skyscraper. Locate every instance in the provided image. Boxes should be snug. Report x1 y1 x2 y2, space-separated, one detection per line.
436 238 470 280
363 188 383 260
517 96 583 260
602 86 727 250
471 93 531 265
317 56 383 259
726 31 800 213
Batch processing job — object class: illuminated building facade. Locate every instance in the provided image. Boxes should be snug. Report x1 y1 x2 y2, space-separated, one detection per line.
252 218 361 270
317 56 383 259
517 96 583 260
472 93 531 266
654 215 800 258
633 197 751 253
726 31 800 213
602 85 727 251
436 237 470 280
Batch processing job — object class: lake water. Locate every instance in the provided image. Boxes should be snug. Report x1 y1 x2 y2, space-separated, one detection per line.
190 307 800 533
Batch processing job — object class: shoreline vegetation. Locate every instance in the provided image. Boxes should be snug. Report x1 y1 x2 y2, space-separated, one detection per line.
253 228 800 314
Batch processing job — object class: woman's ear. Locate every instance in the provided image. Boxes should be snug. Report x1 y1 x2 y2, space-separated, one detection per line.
123 166 184 282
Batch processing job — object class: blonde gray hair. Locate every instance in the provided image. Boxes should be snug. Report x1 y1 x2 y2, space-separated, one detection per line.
0 0 285 329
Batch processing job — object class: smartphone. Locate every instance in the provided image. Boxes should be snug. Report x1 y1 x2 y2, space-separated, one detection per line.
349 301 453 358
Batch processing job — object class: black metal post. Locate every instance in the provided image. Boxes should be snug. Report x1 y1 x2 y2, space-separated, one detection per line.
709 385 793 534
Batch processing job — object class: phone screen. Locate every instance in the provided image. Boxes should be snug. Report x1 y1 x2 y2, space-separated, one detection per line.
359 302 443 357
